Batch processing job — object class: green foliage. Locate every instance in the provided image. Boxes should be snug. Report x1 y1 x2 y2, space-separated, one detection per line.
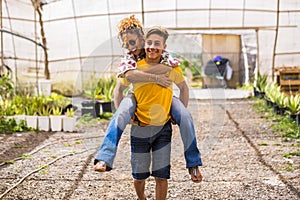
38 105 51 116
66 108 74 117
0 117 31 134
20 154 32 160
100 112 113 120
237 83 254 91
3 160 15 165
51 106 62 116
0 74 14 101
258 142 268 146
283 151 300 158
83 74 117 102
255 72 268 92
0 91 71 134
98 76 117 102
74 140 83 144
47 92 71 115
179 59 201 77
276 92 288 108
286 94 300 114
272 117 300 139
253 99 300 140
264 82 279 103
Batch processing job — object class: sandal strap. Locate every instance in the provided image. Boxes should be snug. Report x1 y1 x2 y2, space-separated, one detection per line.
188 166 198 177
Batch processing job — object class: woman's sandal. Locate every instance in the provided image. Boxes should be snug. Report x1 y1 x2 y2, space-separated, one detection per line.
93 160 112 172
188 166 202 183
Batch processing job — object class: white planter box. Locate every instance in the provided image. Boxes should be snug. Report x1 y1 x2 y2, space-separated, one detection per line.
38 116 50 131
5 116 14 120
14 115 26 124
63 117 76 132
26 115 38 129
50 115 63 131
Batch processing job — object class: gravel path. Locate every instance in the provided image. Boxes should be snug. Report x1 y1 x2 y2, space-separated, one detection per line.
0 99 299 199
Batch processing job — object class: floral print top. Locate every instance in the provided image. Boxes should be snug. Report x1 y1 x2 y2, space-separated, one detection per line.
117 50 180 78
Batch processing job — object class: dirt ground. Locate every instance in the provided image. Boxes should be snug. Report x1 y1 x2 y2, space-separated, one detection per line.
0 99 299 200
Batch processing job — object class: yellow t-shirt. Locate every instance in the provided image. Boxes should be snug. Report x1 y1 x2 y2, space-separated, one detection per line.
122 59 185 126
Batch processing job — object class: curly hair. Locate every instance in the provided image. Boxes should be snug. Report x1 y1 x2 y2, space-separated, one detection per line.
118 15 143 36
118 15 145 48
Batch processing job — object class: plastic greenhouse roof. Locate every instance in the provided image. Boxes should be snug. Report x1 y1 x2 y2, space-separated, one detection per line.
1 0 299 92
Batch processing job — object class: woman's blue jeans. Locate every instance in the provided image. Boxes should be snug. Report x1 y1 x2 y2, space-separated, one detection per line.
95 94 202 168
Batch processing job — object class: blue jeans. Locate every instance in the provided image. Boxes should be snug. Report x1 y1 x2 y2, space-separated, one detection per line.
170 97 202 168
95 94 202 168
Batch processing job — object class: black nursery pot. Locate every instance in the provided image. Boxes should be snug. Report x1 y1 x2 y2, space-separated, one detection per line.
273 104 280 115
81 100 94 107
81 100 101 118
253 88 259 97
278 107 286 115
296 114 300 126
289 114 297 121
258 91 265 99
101 102 113 113
265 99 273 107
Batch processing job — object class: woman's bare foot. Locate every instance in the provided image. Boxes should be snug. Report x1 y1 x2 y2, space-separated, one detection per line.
188 166 203 183
93 160 107 172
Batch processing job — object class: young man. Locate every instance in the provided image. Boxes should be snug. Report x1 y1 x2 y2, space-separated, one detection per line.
94 15 202 183
121 26 200 199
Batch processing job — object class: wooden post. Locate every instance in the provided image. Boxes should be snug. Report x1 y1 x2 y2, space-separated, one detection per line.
272 0 280 81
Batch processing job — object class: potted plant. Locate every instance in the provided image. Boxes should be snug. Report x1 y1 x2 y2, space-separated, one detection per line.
254 72 267 98
63 108 76 132
264 83 274 107
25 97 38 130
49 106 63 131
2 99 15 120
100 76 116 113
267 83 281 114
275 92 288 115
11 95 26 124
82 74 103 118
286 94 300 124
38 105 50 131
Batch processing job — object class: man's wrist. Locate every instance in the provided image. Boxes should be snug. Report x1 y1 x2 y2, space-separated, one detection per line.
148 74 158 83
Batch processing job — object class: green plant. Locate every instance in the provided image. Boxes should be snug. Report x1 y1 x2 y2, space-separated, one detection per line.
11 95 26 115
66 108 74 117
84 87 104 100
100 76 117 102
286 94 300 114
253 99 300 140
51 106 62 116
38 105 51 116
0 117 31 134
255 72 268 92
276 92 288 108
83 72 103 100
178 59 202 77
1 100 15 116
264 83 278 103
0 74 14 101
258 142 268 146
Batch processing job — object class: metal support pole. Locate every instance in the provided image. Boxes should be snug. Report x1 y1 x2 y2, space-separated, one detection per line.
0 0 4 73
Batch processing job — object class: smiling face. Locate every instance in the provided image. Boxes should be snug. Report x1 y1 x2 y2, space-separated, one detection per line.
145 33 166 64
121 32 143 56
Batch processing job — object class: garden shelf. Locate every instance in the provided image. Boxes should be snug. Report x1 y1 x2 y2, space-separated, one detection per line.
276 67 300 95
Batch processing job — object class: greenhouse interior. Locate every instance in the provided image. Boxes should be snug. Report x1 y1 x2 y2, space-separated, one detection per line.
0 0 299 199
